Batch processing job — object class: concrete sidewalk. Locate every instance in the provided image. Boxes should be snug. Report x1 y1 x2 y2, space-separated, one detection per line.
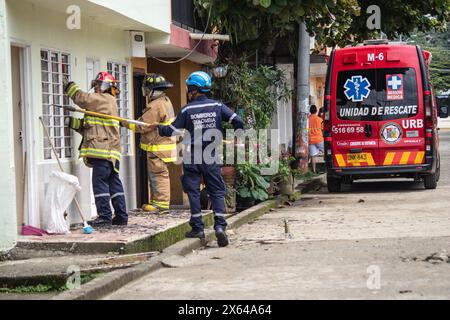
15 209 215 255
0 174 326 300
51 176 324 300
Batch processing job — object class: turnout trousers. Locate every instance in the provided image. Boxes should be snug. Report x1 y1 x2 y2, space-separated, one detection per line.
147 153 171 210
90 158 128 222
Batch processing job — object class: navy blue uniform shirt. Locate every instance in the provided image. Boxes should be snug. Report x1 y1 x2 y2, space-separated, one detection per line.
158 95 244 147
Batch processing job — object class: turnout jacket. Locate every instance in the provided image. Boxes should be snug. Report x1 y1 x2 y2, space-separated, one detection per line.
124 94 177 163
65 82 122 172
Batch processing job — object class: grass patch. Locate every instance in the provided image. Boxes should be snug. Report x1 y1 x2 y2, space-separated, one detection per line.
0 284 59 294
0 272 105 294
80 272 105 285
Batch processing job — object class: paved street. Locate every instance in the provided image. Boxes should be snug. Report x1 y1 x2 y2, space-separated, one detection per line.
106 131 450 300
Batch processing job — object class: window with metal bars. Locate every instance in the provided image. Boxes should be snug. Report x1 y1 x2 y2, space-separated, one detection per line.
41 49 73 160
107 61 132 155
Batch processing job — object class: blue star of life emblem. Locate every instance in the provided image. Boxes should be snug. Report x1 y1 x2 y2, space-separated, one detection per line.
344 76 371 102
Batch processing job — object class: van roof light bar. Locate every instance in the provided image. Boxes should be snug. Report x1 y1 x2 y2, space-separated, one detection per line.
363 39 389 45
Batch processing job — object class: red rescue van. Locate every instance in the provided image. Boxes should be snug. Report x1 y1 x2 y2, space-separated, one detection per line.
323 40 448 192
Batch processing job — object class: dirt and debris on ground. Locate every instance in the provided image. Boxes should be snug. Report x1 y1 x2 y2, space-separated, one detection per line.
16 209 194 246
0 252 159 282
0 210 196 299
104 132 450 300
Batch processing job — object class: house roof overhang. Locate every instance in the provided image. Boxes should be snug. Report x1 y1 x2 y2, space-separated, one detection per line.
22 0 170 33
146 24 218 65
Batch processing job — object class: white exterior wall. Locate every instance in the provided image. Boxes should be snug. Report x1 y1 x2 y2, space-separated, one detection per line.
271 64 294 152
3 0 139 234
89 0 171 34
0 0 17 252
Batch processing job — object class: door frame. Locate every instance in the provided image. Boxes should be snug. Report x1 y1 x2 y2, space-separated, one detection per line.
10 39 38 228
133 71 148 206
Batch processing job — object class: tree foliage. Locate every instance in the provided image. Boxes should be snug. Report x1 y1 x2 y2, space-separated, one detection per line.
212 61 291 129
194 0 450 52
410 23 450 93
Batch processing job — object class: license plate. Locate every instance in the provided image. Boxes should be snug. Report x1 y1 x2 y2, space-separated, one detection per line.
347 153 368 163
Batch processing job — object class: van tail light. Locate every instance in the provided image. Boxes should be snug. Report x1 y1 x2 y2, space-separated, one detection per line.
323 94 333 162
424 90 434 160
424 90 433 131
424 90 432 118
323 95 332 137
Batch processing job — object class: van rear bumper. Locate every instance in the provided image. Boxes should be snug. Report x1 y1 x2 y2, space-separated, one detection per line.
328 164 432 177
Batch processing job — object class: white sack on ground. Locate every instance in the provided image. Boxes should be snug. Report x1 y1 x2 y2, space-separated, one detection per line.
42 171 81 234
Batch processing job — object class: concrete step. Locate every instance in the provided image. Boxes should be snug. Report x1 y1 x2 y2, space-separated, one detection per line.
15 210 216 256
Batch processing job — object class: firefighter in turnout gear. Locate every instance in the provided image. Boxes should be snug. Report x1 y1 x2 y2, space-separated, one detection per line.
148 71 244 247
122 74 176 213
64 72 128 227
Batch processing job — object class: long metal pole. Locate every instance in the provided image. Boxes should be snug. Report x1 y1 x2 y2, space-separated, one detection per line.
39 117 87 223
295 22 311 173
53 105 150 127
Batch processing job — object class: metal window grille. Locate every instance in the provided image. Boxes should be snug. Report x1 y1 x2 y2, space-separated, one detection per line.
41 49 73 160
107 62 131 155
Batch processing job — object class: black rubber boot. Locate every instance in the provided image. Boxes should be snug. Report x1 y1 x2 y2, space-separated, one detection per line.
215 227 229 248
112 216 128 226
87 217 112 228
185 230 205 239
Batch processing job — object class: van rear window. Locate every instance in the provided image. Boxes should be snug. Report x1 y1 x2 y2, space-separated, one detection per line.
336 68 419 121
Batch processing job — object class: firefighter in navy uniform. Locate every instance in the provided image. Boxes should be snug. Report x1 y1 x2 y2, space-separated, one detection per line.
149 71 244 247
64 72 128 227
122 74 177 213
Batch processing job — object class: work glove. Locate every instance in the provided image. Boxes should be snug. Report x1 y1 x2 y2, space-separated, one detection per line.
63 77 75 94
65 117 84 132
64 116 72 127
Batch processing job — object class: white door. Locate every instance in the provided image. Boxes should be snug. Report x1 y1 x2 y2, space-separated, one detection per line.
11 46 25 232
274 64 294 152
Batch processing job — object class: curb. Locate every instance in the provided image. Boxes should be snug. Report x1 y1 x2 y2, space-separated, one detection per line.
53 175 325 300
15 213 216 256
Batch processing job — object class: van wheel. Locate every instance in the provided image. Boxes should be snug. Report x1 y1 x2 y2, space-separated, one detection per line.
424 173 438 190
327 175 342 193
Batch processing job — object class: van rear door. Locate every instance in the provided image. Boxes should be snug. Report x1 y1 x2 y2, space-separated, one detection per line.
332 48 381 168
375 67 424 167
331 46 425 169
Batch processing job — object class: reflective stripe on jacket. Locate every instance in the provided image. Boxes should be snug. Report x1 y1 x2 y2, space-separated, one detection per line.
128 95 177 163
66 83 122 172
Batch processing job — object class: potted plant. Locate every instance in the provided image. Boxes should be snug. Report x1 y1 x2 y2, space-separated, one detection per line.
222 165 236 187
273 155 295 196
225 185 237 213
222 163 237 213
236 164 270 209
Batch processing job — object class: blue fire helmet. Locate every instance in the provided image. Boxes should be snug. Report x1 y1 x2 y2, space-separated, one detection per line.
186 71 212 93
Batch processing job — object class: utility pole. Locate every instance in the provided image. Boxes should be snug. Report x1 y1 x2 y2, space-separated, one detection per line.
295 22 310 173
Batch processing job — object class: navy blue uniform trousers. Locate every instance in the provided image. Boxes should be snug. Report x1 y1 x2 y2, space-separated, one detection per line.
182 163 227 232
90 159 128 222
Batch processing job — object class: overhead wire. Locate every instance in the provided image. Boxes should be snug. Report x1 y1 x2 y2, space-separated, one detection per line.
150 4 214 64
